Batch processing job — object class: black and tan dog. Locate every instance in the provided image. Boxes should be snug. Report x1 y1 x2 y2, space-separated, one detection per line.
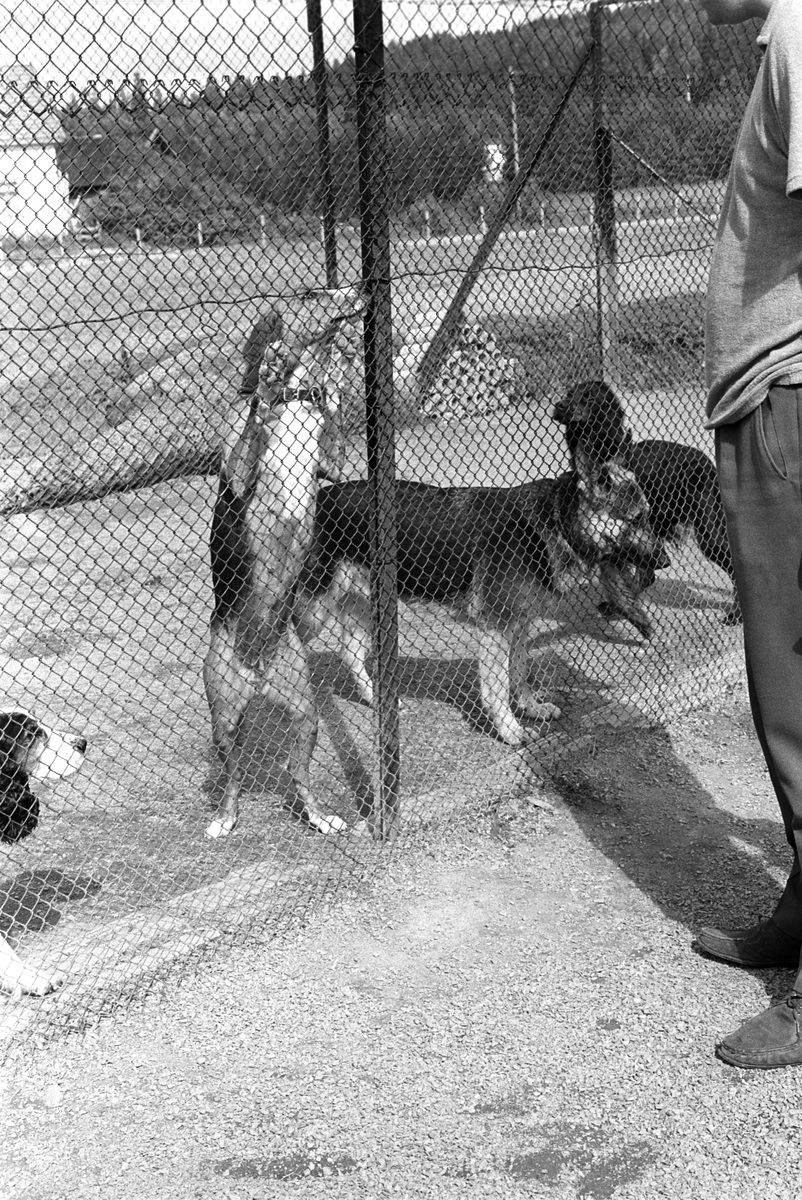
0 707 87 996
553 380 738 625
203 289 365 840
295 450 668 748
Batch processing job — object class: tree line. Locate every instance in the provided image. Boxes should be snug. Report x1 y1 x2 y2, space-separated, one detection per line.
55 0 761 244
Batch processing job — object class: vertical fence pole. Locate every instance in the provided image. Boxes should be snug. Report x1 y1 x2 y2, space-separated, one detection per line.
591 0 618 380
353 0 399 840
307 0 339 289
507 67 521 223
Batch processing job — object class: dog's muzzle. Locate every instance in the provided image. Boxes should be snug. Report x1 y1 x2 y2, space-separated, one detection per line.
29 731 88 781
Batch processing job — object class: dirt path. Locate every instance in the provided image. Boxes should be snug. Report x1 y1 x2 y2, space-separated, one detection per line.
1 672 799 1200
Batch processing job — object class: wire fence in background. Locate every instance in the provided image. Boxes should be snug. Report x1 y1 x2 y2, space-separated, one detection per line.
0 0 758 1050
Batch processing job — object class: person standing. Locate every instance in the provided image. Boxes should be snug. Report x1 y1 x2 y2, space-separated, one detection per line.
698 0 802 1068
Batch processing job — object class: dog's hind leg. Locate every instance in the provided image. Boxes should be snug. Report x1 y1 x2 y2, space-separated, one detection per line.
203 622 256 839
508 624 561 723
477 627 527 746
282 623 347 835
295 564 375 705
338 598 374 705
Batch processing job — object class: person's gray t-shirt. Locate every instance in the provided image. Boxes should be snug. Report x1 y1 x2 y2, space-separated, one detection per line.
705 0 802 428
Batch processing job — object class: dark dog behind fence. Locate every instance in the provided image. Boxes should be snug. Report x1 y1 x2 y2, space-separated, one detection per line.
553 380 738 626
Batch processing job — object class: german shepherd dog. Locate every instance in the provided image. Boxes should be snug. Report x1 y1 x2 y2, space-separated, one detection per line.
553 380 739 625
295 453 668 750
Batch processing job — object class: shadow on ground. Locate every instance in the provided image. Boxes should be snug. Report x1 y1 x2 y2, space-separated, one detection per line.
536 683 796 1005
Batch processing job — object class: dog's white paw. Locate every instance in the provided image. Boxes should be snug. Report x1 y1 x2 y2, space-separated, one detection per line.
520 698 562 722
513 687 561 722
2 967 63 999
205 815 238 839
492 713 527 746
307 812 348 835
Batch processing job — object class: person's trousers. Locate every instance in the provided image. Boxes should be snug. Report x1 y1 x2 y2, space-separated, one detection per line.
716 384 802 936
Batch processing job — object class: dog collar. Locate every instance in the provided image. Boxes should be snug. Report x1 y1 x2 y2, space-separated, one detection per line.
250 385 328 428
280 385 326 410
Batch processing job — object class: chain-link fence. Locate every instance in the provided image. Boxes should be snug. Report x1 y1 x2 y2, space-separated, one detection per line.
0 0 760 1049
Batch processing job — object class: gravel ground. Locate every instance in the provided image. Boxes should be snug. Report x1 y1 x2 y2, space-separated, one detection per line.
1 672 801 1200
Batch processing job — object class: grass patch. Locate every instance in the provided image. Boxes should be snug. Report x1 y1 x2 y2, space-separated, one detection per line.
486 292 705 395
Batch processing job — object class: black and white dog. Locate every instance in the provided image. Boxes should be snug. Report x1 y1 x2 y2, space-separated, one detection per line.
0 708 87 996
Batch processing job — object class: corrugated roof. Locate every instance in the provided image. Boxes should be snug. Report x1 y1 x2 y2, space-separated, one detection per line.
0 64 63 148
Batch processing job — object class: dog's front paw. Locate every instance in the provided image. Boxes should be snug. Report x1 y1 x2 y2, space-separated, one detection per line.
491 712 527 747
206 814 238 839
515 688 562 722
597 601 652 639
306 811 348 835
2 966 63 999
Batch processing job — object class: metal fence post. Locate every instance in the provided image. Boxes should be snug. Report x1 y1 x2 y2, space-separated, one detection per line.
591 0 618 380
353 0 400 840
307 0 339 289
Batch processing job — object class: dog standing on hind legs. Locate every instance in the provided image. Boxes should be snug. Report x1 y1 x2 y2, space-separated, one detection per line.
204 290 365 840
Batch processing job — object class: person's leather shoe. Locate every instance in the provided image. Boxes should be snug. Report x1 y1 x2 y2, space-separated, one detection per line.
717 993 802 1069
695 917 802 968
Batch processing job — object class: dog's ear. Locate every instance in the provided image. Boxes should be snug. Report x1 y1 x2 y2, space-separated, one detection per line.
0 712 33 774
242 310 283 367
239 312 283 399
221 417 268 501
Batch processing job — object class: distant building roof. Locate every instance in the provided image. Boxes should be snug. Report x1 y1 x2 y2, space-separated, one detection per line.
55 135 113 196
0 63 63 148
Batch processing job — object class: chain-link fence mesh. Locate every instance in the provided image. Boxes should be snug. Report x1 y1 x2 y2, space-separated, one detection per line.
0 0 760 1048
